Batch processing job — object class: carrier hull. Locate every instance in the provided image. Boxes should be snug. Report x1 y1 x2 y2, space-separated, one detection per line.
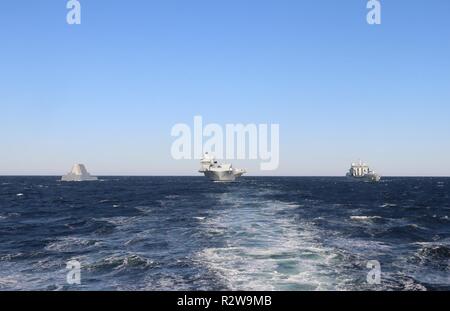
204 170 238 182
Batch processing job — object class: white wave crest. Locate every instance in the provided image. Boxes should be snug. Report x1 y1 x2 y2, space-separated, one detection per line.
196 192 340 290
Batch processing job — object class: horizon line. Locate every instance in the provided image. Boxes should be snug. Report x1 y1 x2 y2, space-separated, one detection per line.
1 174 450 178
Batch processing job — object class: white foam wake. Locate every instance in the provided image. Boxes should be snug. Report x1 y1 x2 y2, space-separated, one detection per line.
196 191 340 290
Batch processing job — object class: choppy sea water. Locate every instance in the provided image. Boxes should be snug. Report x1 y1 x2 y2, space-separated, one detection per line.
0 176 449 291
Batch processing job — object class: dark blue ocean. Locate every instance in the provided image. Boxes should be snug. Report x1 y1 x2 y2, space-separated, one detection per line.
0 177 449 291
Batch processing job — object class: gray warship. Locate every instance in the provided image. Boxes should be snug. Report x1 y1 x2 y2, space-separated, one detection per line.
346 160 381 182
61 164 98 182
199 153 246 182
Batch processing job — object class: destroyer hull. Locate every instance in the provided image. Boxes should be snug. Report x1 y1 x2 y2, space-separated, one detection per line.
61 175 98 182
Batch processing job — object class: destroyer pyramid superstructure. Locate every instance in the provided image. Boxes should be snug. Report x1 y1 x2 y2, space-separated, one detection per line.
61 164 98 182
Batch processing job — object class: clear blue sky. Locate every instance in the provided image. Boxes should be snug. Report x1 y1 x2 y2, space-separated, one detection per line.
1 0 449 176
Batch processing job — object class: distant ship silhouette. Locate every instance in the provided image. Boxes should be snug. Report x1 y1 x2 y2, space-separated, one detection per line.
199 153 246 182
61 164 98 182
346 160 381 182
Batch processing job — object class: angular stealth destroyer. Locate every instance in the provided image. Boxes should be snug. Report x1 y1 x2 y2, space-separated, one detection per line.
199 153 246 182
346 160 381 182
61 164 98 182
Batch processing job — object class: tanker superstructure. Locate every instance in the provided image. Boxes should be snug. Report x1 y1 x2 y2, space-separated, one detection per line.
346 160 381 182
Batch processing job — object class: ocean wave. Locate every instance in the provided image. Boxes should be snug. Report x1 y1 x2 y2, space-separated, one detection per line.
376 274 428 291
87 254 154 272
329 237 392 253
0 276 18 288
374 223 430 241
165 195 181 199
197 196 340 290
2 176 450 290
0 252 25 261
140 272 196 291
350 216 382 221
45 237 102 252
63 219 116 235
134 205 153 213
380 203 397 208
94 216 139 227
414 243 450 263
